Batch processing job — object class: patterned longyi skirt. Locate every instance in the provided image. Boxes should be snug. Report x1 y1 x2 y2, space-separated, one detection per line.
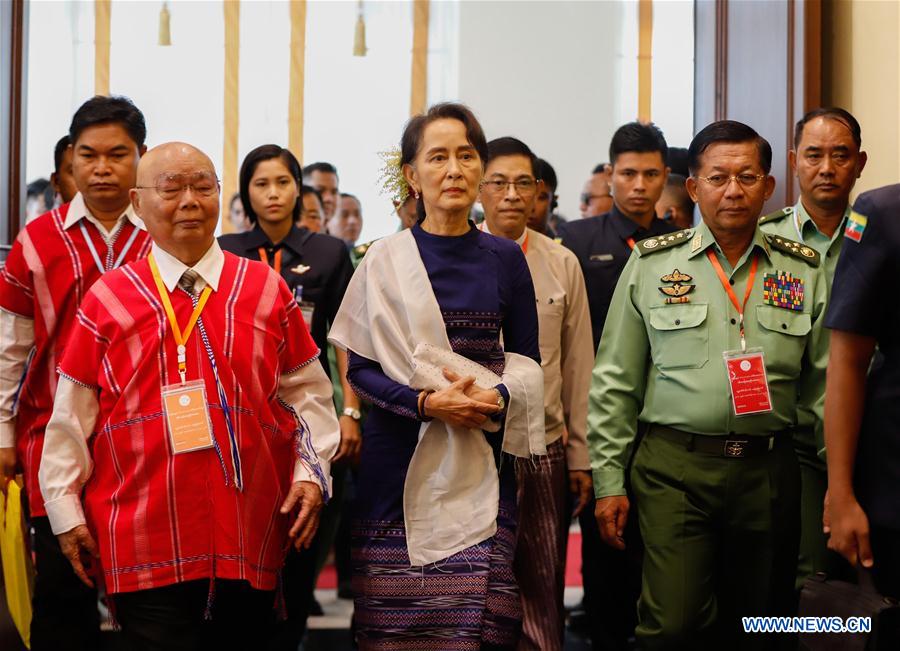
352 499 521 651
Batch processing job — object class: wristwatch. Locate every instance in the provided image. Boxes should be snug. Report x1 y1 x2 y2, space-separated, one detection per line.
342 407 362 421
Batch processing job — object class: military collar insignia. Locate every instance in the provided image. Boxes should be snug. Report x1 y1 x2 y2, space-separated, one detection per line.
690 232 702 253
763 271 804 311
659 268 695 304
758 206 792 225
636 229 693 257
763 234 820 267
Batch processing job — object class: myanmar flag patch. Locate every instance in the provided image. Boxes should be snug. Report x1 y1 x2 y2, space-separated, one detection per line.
845 210 867 242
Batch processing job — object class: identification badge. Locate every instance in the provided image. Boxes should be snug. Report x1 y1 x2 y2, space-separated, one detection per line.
161 380 214 454
723 348 773 416
298 300 315 330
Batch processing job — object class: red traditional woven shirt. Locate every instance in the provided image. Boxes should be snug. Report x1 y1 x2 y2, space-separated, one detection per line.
0 199 150 516
54 251 322 594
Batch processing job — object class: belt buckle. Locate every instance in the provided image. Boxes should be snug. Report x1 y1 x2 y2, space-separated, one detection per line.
724 439 748 458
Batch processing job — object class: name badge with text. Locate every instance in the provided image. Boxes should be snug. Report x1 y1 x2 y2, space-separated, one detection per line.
162 380 214 454
723 348 773 416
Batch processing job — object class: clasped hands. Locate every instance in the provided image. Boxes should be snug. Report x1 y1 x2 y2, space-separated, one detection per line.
422 369 502 429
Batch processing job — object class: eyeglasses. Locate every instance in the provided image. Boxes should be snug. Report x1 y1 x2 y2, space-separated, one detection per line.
481 178 537 196
135 172 220 200
694 173 767 189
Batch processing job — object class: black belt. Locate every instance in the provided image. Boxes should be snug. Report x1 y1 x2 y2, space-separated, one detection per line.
648 425 788 458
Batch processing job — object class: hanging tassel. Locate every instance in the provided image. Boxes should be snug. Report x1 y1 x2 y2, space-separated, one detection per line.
158 2 171 46
353 1 367 57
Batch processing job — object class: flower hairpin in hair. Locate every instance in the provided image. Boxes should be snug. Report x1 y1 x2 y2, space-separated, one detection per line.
377 147 411 204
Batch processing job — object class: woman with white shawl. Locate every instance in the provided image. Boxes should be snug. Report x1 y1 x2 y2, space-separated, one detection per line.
329 103 545 651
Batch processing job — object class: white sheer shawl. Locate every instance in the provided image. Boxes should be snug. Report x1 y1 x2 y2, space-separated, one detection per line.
328 228 545 566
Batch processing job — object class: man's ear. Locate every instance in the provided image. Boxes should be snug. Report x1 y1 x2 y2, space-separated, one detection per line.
763 174 777 201
685 176 699 203
130 188 142 216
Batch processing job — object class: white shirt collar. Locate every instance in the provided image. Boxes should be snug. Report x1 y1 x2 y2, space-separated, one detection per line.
150 240 224 293
63 192 145 237
478 220 528 247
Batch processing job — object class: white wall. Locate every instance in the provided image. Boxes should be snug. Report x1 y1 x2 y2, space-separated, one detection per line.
24 0 694 239
428 0 694 222
453 0 628 222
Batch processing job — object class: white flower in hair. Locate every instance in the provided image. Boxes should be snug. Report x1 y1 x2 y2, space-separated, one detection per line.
377 147 410 204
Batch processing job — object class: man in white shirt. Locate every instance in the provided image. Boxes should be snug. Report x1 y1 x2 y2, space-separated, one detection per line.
0 95 151 650
39 142 341 647
479 136 594 651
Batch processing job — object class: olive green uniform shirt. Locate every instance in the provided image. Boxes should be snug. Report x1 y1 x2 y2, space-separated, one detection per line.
759 200 847 435
588 220 830 498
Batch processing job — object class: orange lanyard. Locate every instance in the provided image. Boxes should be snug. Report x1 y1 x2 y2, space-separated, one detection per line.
258 247 282 275
626 237 636 250
148 254 213 384
706 249 759 352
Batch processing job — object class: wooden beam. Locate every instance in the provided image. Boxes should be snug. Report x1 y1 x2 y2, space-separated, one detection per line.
5 0 26 242
222 0 240 233
288 0 307 161
410 0 429 116
637 0 652 122
714 0 729 121
95 0 111 95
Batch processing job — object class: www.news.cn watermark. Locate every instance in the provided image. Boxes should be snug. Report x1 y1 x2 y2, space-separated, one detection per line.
742 616 872 634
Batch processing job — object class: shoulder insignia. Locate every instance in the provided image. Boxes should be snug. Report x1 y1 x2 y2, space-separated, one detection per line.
353 240 376 258
635 229 693 257
758 206 792 225
764 233 820 267
844 210 868 242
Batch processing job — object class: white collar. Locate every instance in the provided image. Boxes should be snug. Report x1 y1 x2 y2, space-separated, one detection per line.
478 219 528 247
63 192 145 236
150 240 224 293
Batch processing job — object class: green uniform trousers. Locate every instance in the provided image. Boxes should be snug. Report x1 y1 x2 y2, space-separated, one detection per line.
630 426 800 650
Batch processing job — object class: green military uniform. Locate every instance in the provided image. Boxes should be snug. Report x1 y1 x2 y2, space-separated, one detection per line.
588 219 829 649
351 240 376 268
760 201 848 588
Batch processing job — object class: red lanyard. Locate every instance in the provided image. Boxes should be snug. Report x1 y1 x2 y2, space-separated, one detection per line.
258 247 282 275
626 237 636 250
706 249 758 351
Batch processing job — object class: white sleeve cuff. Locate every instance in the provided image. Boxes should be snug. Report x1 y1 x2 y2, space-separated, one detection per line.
44 494 87 535
0 421 15 448
292 458 333 497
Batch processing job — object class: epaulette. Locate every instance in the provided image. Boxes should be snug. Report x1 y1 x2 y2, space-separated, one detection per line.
353 240 376 259
764 233 820 267
634 229 693 257
759 206 792 225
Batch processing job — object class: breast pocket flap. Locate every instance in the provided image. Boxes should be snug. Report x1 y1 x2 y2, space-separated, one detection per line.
755 305 811 337
649 304 708 331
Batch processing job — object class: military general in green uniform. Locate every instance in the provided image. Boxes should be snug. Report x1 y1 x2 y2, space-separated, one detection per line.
759 107 867 590
588 120 830 649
